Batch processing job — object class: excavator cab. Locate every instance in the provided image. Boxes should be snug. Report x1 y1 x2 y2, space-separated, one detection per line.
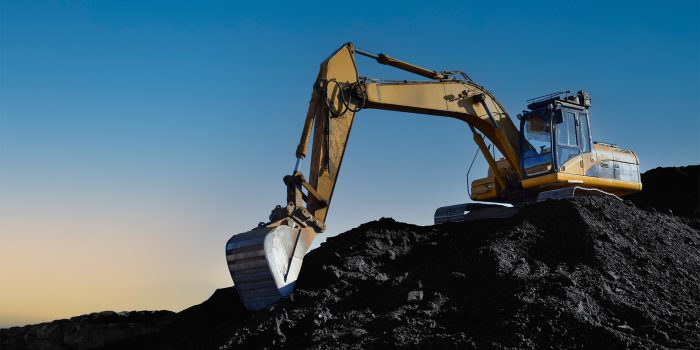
519 91 591 177
518 90 641 197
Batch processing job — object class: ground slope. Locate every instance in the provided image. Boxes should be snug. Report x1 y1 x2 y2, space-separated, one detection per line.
215 196 699 349
627 164 699 218
0 311 174 350
101 195 699 350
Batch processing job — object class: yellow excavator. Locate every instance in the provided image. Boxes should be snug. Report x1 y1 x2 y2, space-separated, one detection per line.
225 43 642 310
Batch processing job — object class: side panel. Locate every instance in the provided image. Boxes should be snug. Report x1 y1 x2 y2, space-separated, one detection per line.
587 159 615 179
585 143 641 183
560 154 585 176
522 142 642 197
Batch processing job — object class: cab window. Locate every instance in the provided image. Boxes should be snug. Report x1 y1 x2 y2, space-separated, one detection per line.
555 110 581 168
579 112 591 153
521 112 553 176
557 112 578 147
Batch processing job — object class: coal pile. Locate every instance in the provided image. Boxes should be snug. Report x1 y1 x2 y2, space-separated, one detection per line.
0 311 174 350
105 194 699 349
99 282 249 349
627 164 699 219
213 196 699 350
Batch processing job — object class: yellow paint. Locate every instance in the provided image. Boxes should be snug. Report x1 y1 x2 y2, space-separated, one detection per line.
521 172 642 196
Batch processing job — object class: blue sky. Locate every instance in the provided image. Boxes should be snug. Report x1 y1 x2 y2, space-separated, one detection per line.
1 0 698 327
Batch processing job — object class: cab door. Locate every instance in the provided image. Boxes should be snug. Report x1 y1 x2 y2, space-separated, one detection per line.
578 110 596 175
555 109 584 175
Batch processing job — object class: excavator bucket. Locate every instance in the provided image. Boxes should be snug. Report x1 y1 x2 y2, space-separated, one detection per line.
225 225 316 310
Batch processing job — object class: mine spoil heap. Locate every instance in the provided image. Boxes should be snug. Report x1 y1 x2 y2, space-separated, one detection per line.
112 196 699 349
626 165 699 219
2 165 699 350
215 196 699 350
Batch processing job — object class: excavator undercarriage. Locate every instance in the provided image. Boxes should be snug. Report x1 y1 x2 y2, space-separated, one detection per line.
225 43 642 310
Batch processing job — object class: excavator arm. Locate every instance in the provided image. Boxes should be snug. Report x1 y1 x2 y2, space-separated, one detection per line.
293 42 522 229
225 43 528 310
227 42 642 310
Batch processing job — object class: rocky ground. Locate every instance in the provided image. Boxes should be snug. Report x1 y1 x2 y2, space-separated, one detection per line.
626 165 699 219
2 165 698 350
0 311 174 350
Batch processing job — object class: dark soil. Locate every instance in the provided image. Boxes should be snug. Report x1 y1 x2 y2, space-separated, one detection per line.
104 194 699 350
100 282 248 349
0 311 174 350
3 165 699 350
627 164 699 219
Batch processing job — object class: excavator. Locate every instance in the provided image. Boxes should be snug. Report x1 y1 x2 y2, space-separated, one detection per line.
225 43 642 310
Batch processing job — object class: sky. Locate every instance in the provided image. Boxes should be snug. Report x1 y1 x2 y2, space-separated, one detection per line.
1 0 698 328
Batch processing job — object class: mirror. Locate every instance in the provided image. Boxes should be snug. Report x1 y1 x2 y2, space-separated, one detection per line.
553 109 563 124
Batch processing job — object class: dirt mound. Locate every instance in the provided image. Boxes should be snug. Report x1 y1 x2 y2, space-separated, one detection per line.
627 165 699 218
100 195 699 349
0 311 174 350
216 197 699 349
99 284 249 349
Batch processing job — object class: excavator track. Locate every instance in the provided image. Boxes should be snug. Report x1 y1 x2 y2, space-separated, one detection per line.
434 187 622 225
434 203 517 224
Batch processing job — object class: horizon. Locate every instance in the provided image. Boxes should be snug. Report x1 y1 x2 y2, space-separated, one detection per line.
1 0 699 328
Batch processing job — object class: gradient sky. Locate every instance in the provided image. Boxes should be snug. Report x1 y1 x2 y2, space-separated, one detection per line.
1 0 698 328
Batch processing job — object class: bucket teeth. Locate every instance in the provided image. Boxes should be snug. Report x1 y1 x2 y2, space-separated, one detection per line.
226 225 316 310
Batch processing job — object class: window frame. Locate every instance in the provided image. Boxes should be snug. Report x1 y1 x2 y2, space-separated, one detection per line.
553 107 582 170
557 111 579 147
519 109 556 178
579 111 592 154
